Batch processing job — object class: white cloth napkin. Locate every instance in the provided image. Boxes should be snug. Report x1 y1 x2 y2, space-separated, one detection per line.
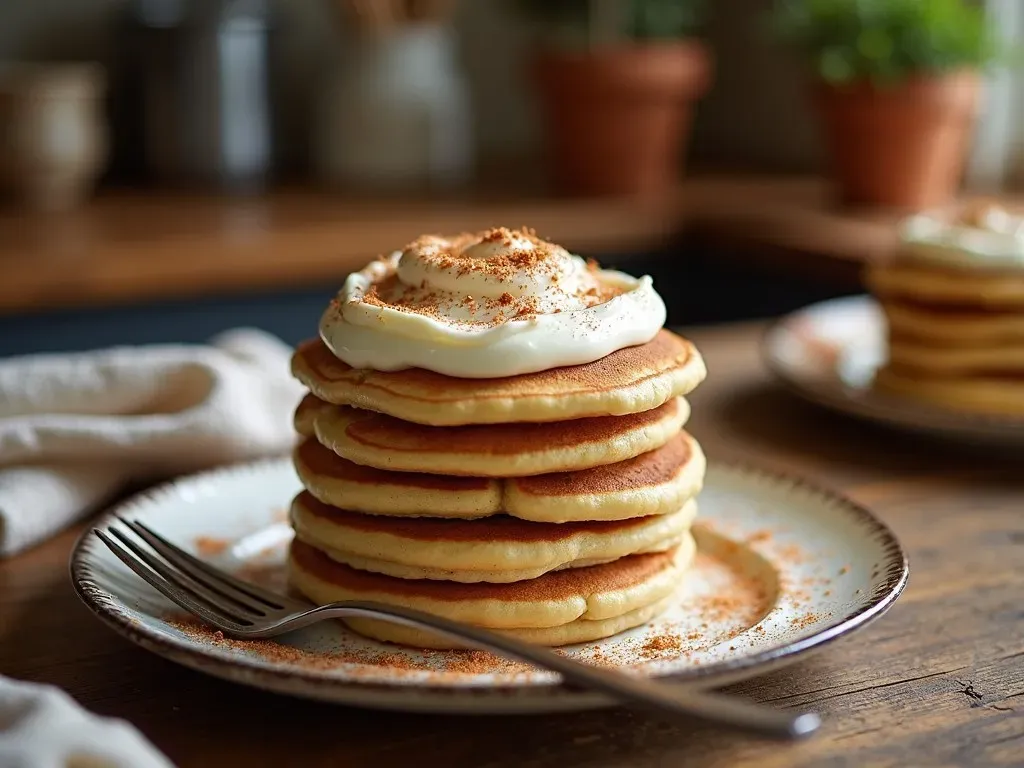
0 328 304 557
0 675 173 767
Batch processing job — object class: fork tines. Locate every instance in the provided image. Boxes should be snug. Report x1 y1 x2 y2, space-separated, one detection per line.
94 521 298 635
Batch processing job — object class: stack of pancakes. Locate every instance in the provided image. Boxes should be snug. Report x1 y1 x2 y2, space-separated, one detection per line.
867 205 1024 416
286 330 707 648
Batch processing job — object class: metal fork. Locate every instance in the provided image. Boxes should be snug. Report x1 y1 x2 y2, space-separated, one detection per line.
95 522 820 739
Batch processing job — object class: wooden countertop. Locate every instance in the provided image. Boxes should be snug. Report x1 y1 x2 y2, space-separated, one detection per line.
0 176 907 315
3 322 1022 767
0 186 689 314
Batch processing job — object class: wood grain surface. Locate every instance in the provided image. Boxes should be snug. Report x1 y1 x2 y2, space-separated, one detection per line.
0 177 911 315
2 322 1022 767
0 186 690 314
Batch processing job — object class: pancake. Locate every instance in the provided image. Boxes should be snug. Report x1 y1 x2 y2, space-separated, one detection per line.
294 429 703 521
345 592 679 648
881 299 1024 344
874 366 1024 416
291 329 706 426
290 490 697 582
502 430 704 521
293 393 323 438
288 536 694 648
294 437 499 518
311 397 689 477
866 261 1024 309
887 336 1024 375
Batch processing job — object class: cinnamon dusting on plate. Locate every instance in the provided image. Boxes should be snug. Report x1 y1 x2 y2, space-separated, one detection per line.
194 537 229 557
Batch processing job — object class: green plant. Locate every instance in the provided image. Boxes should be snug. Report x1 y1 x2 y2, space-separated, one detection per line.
514 0 705 48
771 0 1001 84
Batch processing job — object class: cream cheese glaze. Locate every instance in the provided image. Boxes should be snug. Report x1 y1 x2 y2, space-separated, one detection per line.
319 228 667 377
900 206 1024 270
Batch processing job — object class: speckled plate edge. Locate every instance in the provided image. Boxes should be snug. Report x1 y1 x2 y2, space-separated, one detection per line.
70 457 908 715
762 295 1024 447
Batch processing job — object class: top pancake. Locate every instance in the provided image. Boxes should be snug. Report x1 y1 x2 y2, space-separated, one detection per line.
291 329 705 426
867 260 1024 310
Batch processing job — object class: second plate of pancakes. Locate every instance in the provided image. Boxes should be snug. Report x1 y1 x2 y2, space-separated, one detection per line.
71 456 908 714
763 295 1024 447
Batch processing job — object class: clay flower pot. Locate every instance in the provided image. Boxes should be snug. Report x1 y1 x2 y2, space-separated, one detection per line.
533 41 712 198
812 70 981 210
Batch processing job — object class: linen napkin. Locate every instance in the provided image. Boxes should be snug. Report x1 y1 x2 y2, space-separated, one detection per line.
0 675 173 767
0 328 304 557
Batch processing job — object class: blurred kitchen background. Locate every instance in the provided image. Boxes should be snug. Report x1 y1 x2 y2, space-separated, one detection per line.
0 0 1020 355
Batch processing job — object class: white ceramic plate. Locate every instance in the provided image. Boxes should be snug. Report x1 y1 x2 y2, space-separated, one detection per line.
763 295 1024 447
71 457 907 714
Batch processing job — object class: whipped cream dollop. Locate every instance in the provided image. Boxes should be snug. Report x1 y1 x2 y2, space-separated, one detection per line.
319 228 666 377
900 205 1024 270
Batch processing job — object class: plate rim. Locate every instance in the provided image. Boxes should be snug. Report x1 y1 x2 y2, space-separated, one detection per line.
70 456 909 708
761 295 1024 444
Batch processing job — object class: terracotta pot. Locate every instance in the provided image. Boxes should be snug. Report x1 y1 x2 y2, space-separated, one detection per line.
812 70 981 210
532 41 712 198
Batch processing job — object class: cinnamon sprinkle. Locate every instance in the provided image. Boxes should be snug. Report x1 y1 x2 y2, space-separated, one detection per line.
790 612 822 630
745 530 773 545
641 634 682 656
354 228 624 328
165 615 535 680
194 537 229 557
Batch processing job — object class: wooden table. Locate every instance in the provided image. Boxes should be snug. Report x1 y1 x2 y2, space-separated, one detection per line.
0 176 910 315
3 174 1019 315
2 322 1022 767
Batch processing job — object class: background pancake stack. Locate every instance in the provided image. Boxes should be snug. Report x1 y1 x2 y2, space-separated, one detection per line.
285 326 708 648
867 204 1024 417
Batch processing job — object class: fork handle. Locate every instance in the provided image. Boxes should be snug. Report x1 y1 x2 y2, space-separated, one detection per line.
301 601 820 739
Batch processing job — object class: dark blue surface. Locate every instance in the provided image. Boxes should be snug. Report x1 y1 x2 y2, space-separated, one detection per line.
0 286 337 356
0 242 854 357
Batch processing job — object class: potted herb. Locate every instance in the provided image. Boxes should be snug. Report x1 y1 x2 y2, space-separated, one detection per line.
772 0 1002 209
515 0 711 197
